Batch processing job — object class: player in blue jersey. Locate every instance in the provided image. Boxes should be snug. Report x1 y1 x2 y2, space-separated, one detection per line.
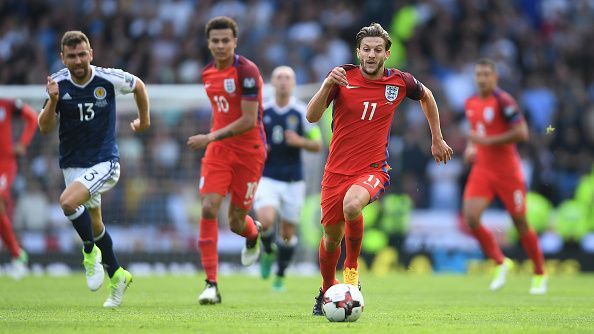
254 66 322 291
38 31 150 308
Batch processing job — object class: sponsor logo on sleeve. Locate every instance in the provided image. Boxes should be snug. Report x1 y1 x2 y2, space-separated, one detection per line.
243 77 256 88
504 106 517 117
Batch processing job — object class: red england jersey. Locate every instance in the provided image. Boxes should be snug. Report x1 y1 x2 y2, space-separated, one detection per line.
324 65 425 175
201 54 266 153
0 99 37 163
464 88 524 173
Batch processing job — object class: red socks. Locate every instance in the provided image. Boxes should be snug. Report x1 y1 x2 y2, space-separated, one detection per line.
319 238 341 293
520 229 545 275
471 225 504 264
239 215 258 241
198 218 218 283
0 213 20 258
344 214 364 269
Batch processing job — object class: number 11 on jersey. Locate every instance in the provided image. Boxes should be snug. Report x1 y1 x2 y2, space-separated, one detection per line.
361 101 377 121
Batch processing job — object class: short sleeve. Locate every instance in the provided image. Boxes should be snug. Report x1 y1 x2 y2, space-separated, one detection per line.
99 68 137 96
400 71 425 101
496 92 524 124
237 62 261 101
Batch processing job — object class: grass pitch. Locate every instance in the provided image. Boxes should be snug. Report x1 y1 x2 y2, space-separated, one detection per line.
1 272 593 333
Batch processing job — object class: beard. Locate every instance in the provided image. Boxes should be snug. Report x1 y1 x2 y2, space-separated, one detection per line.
361 59 384 76
71 66 88 80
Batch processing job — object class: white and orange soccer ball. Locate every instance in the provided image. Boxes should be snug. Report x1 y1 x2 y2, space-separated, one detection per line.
322 283 365 322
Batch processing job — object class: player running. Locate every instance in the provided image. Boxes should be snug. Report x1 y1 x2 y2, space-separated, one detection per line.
254 66 322 292
463 58 546 294
187 16 265 305
307 23 453 315
0 98 37 280
38 31 150 307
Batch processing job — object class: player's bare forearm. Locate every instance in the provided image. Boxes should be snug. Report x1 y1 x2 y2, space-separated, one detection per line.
131 79 150 131
38 99 58 134
306 81 334 123
419 88 453 164
419 88 444 142
472 121 529 146
208 99 258 142
303 139 322 152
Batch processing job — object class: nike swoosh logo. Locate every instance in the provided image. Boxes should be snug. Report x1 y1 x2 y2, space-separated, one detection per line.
204 83 212 89
345 85 360 89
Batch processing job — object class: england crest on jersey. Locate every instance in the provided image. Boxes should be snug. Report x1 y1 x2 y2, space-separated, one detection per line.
224 78 236 93
385 85 399 102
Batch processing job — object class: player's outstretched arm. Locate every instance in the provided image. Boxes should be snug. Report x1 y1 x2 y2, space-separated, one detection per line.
285 128 322 152
38 76 59 135
306 67 346 123
130 78 150 132
187 99 258 150
419 87 453 165
468 120 529 146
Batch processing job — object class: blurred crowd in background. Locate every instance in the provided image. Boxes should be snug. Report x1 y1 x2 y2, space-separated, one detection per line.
0 0 593 247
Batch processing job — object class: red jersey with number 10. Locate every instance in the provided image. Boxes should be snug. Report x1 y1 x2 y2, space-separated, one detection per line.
324 65 425 175
201 54 266 153
464 88 524 173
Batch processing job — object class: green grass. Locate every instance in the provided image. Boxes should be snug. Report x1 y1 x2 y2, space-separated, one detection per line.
1 273 593 333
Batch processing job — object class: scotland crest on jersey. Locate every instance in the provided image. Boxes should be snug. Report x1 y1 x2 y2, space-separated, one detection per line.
94 86 108 107
224 78 236 93
385 85 399 102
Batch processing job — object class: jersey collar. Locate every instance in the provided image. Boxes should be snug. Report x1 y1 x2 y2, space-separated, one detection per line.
67 65 96 88
271 96 296 114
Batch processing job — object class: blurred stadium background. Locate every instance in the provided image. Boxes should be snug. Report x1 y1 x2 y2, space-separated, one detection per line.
0 0 593 276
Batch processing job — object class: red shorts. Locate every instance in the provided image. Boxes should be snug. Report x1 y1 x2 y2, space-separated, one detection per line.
463 166 526 216
0 160 17 200
199 143 265 211
320 169 390 226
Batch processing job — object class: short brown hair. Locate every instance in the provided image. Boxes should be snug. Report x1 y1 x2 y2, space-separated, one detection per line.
476 58 497 71
61 31 91 52
356 23 392 50
205 16 238 39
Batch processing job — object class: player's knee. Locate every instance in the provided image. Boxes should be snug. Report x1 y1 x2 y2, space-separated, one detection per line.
59 194 78 215
463 211 481 229
343 201 362 221
201 201 220 219
323 234 342 251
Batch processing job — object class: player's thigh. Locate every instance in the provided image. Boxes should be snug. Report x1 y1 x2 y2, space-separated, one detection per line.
463 169 494 214
62 160 120 209
320 173 350 227
279 180 305 224
495 175 527 217
254 177 282 213
229 155 265 211
349 171 390 205
200 155 234 197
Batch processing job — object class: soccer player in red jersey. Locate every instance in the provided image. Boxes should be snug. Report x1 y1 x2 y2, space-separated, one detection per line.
463 59 546 294
0 98 37 280
307 23 453 315
187 16 265 305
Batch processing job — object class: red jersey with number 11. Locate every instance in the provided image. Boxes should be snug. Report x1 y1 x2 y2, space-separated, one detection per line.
324 65 425 175
201 54 266 154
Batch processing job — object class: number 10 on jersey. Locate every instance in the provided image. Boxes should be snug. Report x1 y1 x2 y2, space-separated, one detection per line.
361 101 377 121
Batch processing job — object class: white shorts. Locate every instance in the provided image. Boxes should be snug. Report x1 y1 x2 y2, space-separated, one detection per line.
253 177 305 224
62 160 120 208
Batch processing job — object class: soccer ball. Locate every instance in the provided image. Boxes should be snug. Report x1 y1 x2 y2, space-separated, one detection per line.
322 283 365 322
